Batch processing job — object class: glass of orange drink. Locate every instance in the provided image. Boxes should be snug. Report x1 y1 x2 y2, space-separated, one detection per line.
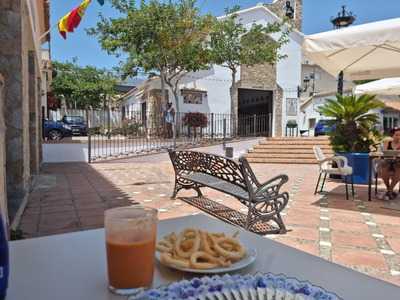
105 206 158 295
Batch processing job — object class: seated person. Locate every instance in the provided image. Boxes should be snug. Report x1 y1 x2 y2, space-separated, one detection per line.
378 128 400 200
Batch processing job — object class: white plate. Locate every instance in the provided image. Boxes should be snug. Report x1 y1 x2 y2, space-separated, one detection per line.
156 248 257 274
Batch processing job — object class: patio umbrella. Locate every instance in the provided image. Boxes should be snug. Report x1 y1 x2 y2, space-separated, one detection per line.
354 77 400 95
302 18 400 94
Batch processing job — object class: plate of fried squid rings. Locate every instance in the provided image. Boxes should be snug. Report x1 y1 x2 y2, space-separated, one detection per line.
155 228 257 274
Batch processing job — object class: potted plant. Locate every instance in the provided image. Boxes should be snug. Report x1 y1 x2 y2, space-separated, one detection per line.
286 120 298 136
318 94 384 184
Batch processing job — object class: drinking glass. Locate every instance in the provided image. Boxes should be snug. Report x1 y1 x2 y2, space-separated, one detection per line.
105 206 158 295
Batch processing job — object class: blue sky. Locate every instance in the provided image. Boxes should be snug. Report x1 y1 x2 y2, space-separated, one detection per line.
50 0 400 70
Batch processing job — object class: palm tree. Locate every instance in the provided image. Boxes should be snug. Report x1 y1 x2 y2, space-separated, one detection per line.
318 94 384 152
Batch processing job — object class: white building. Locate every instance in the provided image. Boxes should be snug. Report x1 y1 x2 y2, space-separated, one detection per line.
121 1 304 137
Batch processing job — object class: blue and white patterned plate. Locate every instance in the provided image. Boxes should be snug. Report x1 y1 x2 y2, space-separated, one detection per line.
130 273 343 300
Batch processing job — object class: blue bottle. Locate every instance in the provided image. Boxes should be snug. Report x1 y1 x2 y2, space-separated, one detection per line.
0 215 8 300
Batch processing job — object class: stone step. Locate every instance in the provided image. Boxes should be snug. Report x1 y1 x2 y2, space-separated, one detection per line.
259 140 331 145
246 153 318 159
253 144 332 150
246 157 317 164
265 136 329 140
248 148 334 154
245 137 332 164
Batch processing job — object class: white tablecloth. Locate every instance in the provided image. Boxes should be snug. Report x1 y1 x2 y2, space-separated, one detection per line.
8 214 400 299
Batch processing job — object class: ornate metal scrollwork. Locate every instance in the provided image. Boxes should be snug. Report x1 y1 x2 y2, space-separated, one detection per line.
169 150 289 233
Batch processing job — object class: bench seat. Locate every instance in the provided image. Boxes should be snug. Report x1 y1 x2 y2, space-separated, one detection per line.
182 172 249 201
169 150 289 234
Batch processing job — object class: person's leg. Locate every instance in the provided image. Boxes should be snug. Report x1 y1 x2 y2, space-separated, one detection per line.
167 123 172 138
389 168 400 197
378 167 391 191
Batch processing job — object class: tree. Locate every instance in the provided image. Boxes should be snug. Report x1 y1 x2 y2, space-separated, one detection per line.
88 0 214 114
51 60 117 109
209 8 288 116
318 94 384 152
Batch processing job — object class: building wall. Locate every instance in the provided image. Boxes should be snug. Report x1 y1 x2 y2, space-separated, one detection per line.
301 62 354 99
0 0 46 221
122 5 303 137
0 74 8 225
300 91 352 134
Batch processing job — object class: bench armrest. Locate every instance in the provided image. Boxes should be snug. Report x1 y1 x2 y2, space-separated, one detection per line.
254 174 289 198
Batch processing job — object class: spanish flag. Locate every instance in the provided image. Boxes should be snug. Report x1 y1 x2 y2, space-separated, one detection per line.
58 0 92 39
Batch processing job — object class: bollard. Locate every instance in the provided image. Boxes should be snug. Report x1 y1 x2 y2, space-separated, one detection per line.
223 118 227 149
225 147 234 158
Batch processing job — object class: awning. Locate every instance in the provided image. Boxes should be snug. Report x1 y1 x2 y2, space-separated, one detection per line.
354 78 400 95
302 18 400 80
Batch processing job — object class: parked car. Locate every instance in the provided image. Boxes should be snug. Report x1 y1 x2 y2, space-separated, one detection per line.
44 116 87 141
314 119 334 136
61 116 87 136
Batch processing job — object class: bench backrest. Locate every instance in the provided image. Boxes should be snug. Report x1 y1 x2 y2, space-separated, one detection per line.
169 150 248 190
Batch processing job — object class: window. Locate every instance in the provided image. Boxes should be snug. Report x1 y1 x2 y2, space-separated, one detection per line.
286 98 298 116
181 89 206 104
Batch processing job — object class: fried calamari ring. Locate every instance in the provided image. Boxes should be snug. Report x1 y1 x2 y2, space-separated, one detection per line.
175 229 201 258
160 253 190 269
212 236 246 261
166 232 177 243
190 251 219 269
199 231 218 256
156 239 173 253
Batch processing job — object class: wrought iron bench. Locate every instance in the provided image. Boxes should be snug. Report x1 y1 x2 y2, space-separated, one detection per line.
168 150 289 234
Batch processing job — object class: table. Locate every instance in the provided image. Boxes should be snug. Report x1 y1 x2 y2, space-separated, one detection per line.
8 214 400 299
368 152 400 201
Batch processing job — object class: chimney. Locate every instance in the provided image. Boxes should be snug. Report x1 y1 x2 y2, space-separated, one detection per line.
269 0 303 32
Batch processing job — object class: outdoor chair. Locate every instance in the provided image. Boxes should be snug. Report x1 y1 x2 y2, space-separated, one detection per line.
313 146 354 200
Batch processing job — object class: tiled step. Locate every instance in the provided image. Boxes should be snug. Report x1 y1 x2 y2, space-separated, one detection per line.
246 157 317 164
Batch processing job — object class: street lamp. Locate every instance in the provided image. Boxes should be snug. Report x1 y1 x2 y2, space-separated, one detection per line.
331 6 356 94
331 5 356 29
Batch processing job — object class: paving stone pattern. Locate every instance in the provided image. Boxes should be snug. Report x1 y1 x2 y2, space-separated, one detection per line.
19 158 400 286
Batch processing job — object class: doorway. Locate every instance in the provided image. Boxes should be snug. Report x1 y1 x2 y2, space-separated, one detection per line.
238 88 273 136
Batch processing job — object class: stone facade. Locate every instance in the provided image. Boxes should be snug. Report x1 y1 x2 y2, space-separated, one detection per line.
235 1 303 137
0 74 7 224
269 0 303 31
0 0 48 221
238 63 282 136
274 85 284 137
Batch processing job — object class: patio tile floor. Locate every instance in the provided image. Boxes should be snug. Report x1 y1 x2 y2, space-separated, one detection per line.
18 155 400 286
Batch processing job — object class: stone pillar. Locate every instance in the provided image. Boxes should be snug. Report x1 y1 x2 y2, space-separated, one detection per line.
0 0 31 219
274 85 284 137
29 51 40 174
0 74 8 224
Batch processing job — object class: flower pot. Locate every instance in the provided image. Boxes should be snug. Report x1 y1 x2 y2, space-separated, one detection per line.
338 152 370 185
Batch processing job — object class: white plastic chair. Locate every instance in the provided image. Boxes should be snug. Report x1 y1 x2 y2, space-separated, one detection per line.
313 146 354 200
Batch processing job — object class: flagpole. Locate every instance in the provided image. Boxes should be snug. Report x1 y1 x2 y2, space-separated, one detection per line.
39 0 103 41
39 22 59 41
